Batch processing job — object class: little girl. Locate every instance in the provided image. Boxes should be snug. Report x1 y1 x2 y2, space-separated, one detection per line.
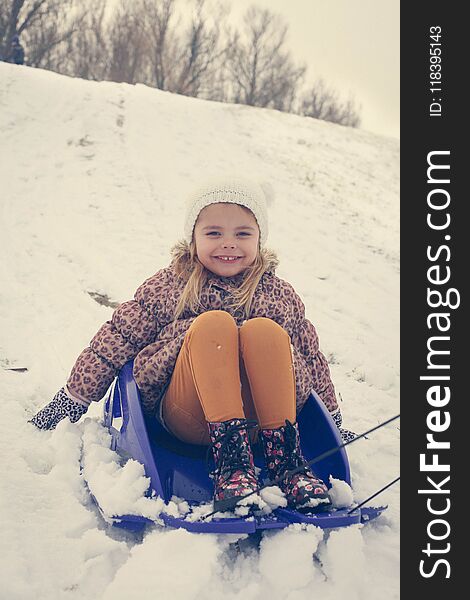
30 178 353 512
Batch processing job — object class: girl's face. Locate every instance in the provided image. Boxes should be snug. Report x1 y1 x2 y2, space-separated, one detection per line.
193 203 260 277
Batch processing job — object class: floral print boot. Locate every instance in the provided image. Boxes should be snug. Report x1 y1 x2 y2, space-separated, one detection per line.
207 418 260 512
260 420 331 510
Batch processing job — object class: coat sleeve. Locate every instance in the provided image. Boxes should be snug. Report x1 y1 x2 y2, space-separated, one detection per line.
66 268 170 402
288 286 338 413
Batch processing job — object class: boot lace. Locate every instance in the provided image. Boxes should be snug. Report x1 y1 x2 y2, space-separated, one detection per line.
207 420 258 483
278 420 310 477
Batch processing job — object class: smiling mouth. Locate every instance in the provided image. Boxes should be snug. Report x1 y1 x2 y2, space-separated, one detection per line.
214 256 243 262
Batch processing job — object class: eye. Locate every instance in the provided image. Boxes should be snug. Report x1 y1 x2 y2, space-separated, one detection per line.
206 231 251 236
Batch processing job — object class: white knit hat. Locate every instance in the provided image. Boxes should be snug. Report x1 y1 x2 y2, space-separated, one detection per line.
184 177 270 246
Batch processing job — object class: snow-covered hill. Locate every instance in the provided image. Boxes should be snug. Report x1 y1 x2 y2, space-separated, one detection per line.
0 62 399 600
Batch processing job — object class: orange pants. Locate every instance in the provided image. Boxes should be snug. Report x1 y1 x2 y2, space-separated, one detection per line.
162 310 296 445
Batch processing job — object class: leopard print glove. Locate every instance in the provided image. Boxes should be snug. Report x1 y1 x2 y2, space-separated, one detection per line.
331 408 357 443
29 387 89 430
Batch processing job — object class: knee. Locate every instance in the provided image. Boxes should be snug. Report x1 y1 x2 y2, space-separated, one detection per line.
240 317 289 340
191 310 237 334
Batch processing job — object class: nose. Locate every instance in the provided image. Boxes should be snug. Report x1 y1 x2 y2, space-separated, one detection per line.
222 238 236 248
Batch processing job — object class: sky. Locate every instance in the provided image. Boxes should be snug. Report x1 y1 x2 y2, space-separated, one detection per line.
226 0 400 139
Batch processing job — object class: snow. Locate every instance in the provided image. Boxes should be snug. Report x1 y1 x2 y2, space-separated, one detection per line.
101 529 223 600
258 525 324 595
328 477 354 509
80 418 165 522
0 62 399 599
259 486 288 510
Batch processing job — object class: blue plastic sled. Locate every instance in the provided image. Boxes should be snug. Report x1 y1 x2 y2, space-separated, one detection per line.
100 360 386 533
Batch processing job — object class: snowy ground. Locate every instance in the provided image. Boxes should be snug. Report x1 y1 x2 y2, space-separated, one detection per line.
0 62 399 600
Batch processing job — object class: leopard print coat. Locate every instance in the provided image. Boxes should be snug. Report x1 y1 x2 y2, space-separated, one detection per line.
66 244 338 418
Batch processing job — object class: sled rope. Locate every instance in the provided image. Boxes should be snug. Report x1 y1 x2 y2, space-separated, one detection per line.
347 476 400 514
201 413 400 519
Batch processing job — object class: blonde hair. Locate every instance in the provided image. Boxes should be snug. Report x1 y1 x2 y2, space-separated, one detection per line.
170 238 278 320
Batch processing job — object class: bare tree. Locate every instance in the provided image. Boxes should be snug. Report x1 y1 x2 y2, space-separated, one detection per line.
171 0 228 97
56 0 108 80
299 78 362 128
139 0 228 97
0 0 33 59
225 6 306 111
105 1 147 84
140 0 177 90
0 0 87 67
